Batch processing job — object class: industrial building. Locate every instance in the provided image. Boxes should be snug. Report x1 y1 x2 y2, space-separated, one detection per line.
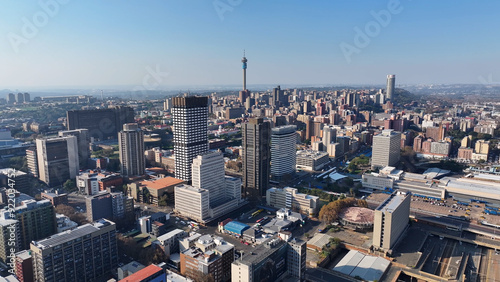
223 221 249 236
333 250 390 281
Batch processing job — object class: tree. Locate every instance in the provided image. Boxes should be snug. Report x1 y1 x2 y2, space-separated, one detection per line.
191 271 215 282
158 194 168 206
63 179 76 192
55 204 88 225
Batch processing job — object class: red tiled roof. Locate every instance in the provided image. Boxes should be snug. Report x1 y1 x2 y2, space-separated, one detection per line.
119 265 163 282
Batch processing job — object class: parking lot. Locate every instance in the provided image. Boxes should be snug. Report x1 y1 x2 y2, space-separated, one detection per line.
367 193 500 226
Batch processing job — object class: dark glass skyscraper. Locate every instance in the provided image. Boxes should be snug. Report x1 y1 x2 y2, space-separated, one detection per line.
66 106 134 140
172 96 208 182
242 117 271 200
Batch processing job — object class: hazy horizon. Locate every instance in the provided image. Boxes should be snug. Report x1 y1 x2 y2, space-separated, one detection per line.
2 1 500 89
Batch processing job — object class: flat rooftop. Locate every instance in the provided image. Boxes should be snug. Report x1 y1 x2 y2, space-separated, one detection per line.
233 237 286 266
32 219 113 250
376 193 407 213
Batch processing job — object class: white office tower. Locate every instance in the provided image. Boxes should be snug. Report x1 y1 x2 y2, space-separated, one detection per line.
36 136 79 187
386 74 395 101
270 125 297 178
192 151 226 206
322 126 337 150
172 96 208 182
119 123 145 177
176 152 242 223
371 130 401 170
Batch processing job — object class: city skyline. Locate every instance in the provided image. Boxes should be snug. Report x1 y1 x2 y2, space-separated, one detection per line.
1 1 500 90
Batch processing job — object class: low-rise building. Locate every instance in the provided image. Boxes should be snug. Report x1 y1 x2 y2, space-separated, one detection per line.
118 264 165 282
128 177 186 206
180 234 234 282
155 229 187 256
295 150 329 171
118 261 145 280
41 192 68 206
231 236 306 282
266 187 319 216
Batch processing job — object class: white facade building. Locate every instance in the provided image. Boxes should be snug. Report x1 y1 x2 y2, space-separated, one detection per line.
174 184 210 222
266 187 320 216
191 151 225 206
270 125 297 178
371 130 401 170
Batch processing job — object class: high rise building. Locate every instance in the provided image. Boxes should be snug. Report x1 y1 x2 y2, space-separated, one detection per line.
172 96 209 182
322 125 337 150
371 130 401 170
475 139 490 155
386 74 395 101
59 129 90 169
30 219 118 282
287 238 306 281
7 93 16 104
66 106 134 140
16 93 24 103
0 200 56 251
372 191 410 250
163 97 171 112
85 191 134 222
15 250 33 282
174 184 210 222
26 146 39 178
23 92 30 103
242 118 271 200
270 125 297 178
119 123 145 177
36 136 79 187
0 219 19 264
192 151 226 206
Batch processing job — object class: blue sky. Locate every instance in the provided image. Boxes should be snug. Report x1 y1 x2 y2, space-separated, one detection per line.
1 0 499 89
